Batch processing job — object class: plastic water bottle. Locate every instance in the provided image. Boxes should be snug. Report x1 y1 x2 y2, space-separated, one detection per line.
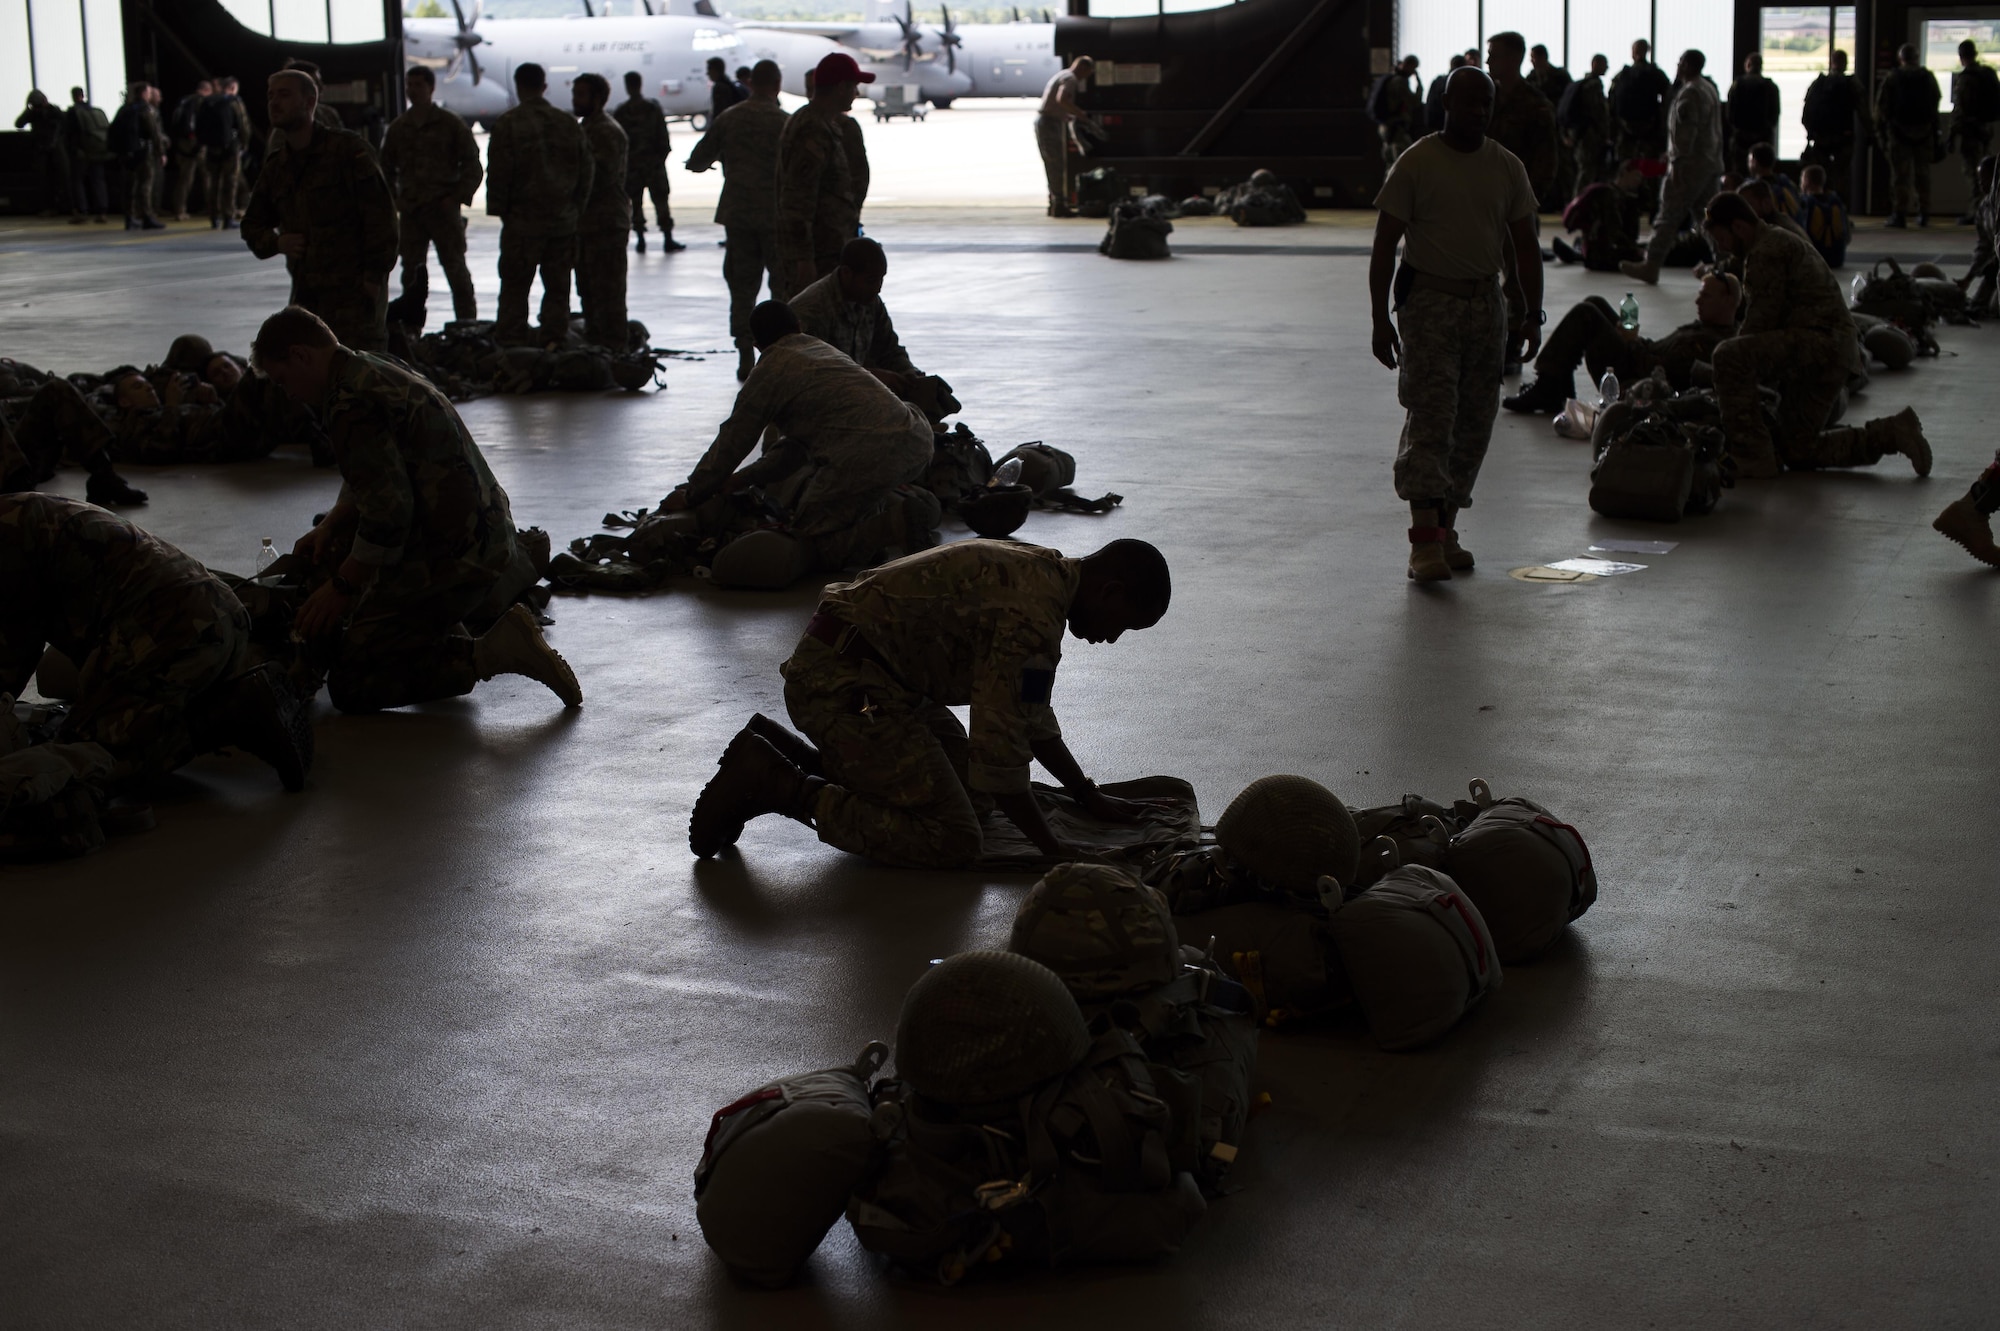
990 457 1023 488
1619 292 1640 331
1597 370 1620 409
255 536 277 574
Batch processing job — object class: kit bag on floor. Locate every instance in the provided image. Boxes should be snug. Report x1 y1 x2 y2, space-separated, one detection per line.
1100 201 1173 260
694 1041 888 1287
1441 779 1598 963
1849 258 1936 334
1329 843 1501 1050
993 441 1076 498
1105 961 1259 1193
847 1027 1206 1284
1348 794 1467 889
1589 401 1726 522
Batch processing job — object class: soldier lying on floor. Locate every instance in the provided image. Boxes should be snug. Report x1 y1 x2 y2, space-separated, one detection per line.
0 491 312 789
0 361 149 505
687 536 1173 869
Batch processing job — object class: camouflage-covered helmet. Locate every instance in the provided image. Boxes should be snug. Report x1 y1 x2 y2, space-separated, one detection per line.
894 950 1090 1105
162 333 215 373
1007 862 1180 1000
1214 774 1361 895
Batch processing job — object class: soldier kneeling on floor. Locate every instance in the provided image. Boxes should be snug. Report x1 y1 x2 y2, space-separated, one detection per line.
688 537 1172 869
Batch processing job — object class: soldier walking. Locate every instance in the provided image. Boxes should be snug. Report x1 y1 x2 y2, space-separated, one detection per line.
241 70 399 352
1877 44 1942 227
486 63 593 347
615 71 683 253
574 74 631 349
1369 66 1542 582
380 65 484 325
1622 50 1724 285
777 53 874 299
687 59 789 380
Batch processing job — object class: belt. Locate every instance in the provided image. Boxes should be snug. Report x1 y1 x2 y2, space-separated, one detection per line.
804 610 894 673
1408 270 1497 299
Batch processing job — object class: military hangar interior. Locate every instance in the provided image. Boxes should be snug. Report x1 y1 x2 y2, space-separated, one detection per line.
3 0 1997 1324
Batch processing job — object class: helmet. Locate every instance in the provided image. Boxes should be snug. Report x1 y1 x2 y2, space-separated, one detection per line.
1008 863 1180 1000
1911 261 1947 280
895 951 1090 1105
1215 774 1360 894
1863 323 1915 370
163 333 215 373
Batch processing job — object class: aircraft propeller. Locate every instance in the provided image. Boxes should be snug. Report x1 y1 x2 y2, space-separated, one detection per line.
932 5 962 74
893 1 925 70
443 0 486 85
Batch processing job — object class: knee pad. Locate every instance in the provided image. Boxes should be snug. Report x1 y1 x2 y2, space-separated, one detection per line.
709 529 811 590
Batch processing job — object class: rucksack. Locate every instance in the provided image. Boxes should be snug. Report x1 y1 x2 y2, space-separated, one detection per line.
993 440 1075 497
72 105 111 161
1881 67 1940 127
1074 166 1125 218
1961 64 2000 122
1588 391 1729 520
106 104 136 160
1328 846 1501 1050
1850 257 1937 331
172 93 202 143
847 1027 1207 1283
1100 201 1172 259
1555 78 1587 131
196 94 239 151
1614 65 1665 124
694 1042 887 1287
1101 963 1259 1193
1802 74 1851 138
1801 192 1851 262
1440 779 1597 964
1366 73 1398 126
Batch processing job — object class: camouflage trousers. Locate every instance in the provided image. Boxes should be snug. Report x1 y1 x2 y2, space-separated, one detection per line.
723 225 777 350
1957 117 1994 196
626 164 673 236
169 147 202 215
201 149 239 221
1643 163 1718 265
292 278 388 354
321 569 491 714
1034 113 1068 211
1392 282 1506 507
1378 125 1412 170
0 378 114 486
56 577 250 774
497 226 576 346
126 154 157 223
781 635 984 868
1887 135 1932 216
398 200 477 322
575 226 629 349
1713 330 1866 469
743 417 937 567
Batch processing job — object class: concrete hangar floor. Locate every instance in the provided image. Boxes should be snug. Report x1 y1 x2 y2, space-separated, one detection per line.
4 154 1998 1327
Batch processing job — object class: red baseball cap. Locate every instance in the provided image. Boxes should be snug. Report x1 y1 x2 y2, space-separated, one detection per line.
813 52 876 86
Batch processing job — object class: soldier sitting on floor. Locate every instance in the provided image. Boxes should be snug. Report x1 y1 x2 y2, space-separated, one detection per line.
0 491 312 789
1505 271 1741 412
687 536 1172 868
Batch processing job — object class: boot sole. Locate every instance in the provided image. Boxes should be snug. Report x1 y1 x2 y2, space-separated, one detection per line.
688 730 768 858
1933 511 2000 568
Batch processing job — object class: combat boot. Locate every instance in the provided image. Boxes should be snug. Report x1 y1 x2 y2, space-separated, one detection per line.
1868 407 1932 475
1932 498 2000 566
1618 257 1661 285
1438 503 1474 571
736 344 755 382
1407 508 1452 582
745 712 823 776
472 604 583 707
204 663 313 792
1502 372 1573 414
84 463 147 507
689 730 823 857
634 231 646 254
662 230 687 252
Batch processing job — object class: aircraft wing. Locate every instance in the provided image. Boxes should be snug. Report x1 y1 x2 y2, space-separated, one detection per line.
734 20 864 38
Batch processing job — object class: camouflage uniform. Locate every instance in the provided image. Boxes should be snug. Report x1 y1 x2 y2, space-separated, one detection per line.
1876 65 1941 218
787 271 919 376
682 332 933 567
1527 63 1574 204
686 97 788 351
774 101 869 299
379 101 484 322
241 123 400 351
125 100 168 223
1392 284 1507 506
1643 77 1724 268
0 377 114 487
1535 298 1728 392
0 492 250 774
778 540 1080 868
310 349 521 712
1712 224 1862 471
1950 63 1999 198
486 93 593 346
612 93 673 243
576 108 631 349
1373 72 1421 168
1488 78 1558 325
1565 73 1611 187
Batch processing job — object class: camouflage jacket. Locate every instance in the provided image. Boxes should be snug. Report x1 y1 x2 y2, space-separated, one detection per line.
612 94 669 173
0 492 233 694
241 124 400 288
380 102 483 209
775 101 869 263
817 539 1078 794
313 348 518 587
1665 75 1724 169
579 110 630 234
685 333 928 505
1738 223 1854 343
486 94 593 237
1565 73 1610 139
1489 78 1559 194
686 96 787 230
132 101 169 155
787 271 918 376
1526 65 1572 109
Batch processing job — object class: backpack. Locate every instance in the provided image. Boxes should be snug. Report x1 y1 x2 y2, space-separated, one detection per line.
1100 201 1172 259
1074 165 1125 218
196 94 239 151
993 440 1075 497
1614 65 1664 124
1440 780 1598 964
1556 78 1587 131
847 1027 1207 1283
1589 410 1704 522
107 104 137 160
1366 73 1399 126
1802 74 1849 138
1915 276 1972 324
172 94 202 143
1961 64 2000 122
1801 192 1851 262
694 1042 888 1287
1849 257 1937 330
1328 846 1501 1050
72 105 112 161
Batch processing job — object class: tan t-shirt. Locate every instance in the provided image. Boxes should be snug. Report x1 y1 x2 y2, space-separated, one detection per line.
1039 69 1083 117
1373 133 1538 281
